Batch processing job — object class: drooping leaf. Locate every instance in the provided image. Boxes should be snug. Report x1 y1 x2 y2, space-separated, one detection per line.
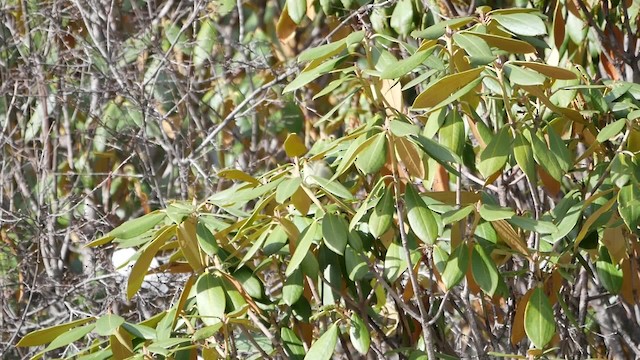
511 61 577 80
287 0 307 24
390 0 414 36
395 136 426 179
127 225 175 299
513 132 536 182
524 287 556 349
345 245 368 281
471 244 500 296
504 64 546 86
196 273 226 326
405 183 438 244
442 242 469 290
283 268 304 306
177 216 204 272
350 313 371 355
369 186 394 239
286 221 319 277
276 177 302 204
478 127 512 178
193 19 217 68
355 132 387 174
322 213 349 255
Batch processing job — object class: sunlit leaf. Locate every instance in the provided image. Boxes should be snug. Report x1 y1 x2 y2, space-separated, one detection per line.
196 273 226 326
127 225 175 299
304 323 338 360
405 184 438 244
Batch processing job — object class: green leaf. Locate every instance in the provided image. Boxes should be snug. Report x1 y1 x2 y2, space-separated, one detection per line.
478 127 512 178
283 268 304 306
94 314 125 336
322 213 349 255
282 328 305 360
196 221 219 257
107 211 165 240
333 135 378 180
17 317 96 347
524 287 556 349
121 322 156 340
492 13 546 37
369 186 394 238
412 67 485 109
504 64 546 86
479 204 515 221
411 134 462 174
471 244 499 296
276 177 302 204
193 19 217 68
193 322 224 341
596 248 623 294
411 17 475 39
345 245 368 281
441 242 469 290
525 128 563 181
284 56 347 93
439 110 465 156
355 132 387 174
304 323 338 360
618 184 640 235
453 33 495 65
390 0 414 36
127 225 174 299
597 118 626 143
298 36 348 62
310 175 354 200
286 221 319 277
511 61 577 80
287 0 306 24
384 241 407 283
380 46 436 79
405 183 438 244
442 205 475 225
546 127 572 172
350 313 370 355
513 132 536 181
196 273 226 326
40 324 95 354
508 216 557 234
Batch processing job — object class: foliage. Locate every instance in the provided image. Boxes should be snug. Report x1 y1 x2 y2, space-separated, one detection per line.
4 0 640 359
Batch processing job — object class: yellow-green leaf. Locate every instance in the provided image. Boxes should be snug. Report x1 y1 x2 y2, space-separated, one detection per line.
349 313 370 355
286 221 319 277
177 217 204 273
369 186 394 239
513 132 536 182
284 133 308 158
511 61 577 80
127 225 175 299
412 67 485 109
492 13 546 37
17 317 96 347
94 314 125 336
107 211 165 240
355 132 387 174
466 32 536 54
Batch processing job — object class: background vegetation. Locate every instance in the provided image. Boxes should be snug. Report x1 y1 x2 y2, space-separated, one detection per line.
2 0 640 358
